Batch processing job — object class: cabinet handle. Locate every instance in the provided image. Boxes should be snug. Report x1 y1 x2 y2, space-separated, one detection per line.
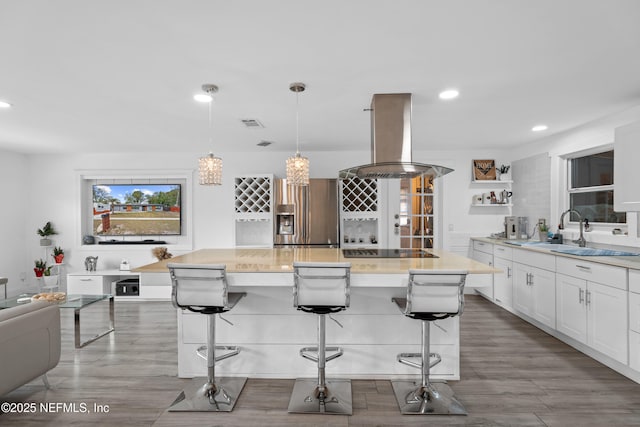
80 279 93 282
507 267 512 278
586 290 591 306
579 288 584 304
576 264 592 271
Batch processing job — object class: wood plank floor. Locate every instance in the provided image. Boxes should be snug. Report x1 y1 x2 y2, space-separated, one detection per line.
3 295 640 426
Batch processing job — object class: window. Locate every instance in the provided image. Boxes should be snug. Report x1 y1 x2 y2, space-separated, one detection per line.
568 150 626 224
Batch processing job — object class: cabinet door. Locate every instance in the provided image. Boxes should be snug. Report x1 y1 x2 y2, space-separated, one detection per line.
614 121 640 211
587 282 628 364
471 250 493 299
493 257 513 308
513 263 532 316
555 273 587 343
630 331 640 372
531 266 556 329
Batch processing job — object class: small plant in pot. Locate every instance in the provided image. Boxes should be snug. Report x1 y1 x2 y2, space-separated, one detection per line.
34 259 47 277
538 223 549 241
52 246 65 264
42 266 59 287
37 221 58 246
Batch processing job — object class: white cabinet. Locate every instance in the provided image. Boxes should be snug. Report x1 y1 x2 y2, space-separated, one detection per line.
513 262 556 328
470 240 494 299
340 178 381 248
556 273 628 364
614 121 640 211
234 175 274 248
67 275 111 295
493 255 513 309
629 270 640 370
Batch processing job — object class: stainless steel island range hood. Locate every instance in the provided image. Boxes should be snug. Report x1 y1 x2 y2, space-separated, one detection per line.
339 93 453 179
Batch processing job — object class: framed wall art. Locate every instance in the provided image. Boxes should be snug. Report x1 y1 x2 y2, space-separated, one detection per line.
472 159 497 181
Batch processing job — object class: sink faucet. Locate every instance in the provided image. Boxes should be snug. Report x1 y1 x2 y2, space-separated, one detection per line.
559 209 586 247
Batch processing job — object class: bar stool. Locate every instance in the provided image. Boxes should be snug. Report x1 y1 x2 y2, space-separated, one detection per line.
391 269 468 415
288 261 352 415
167 263 247 412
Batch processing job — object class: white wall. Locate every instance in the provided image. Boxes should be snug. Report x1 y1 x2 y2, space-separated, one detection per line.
0 150 30 296
19 148 509 292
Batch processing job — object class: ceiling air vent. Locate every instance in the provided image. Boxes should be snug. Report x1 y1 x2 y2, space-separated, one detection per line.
257 140 273 147
240 118 264 128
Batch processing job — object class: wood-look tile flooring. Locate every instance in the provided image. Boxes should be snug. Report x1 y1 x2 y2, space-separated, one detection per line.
3 295 640 426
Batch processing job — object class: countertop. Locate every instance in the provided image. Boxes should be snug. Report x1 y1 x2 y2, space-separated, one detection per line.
133 247 498 275
472 237 640 270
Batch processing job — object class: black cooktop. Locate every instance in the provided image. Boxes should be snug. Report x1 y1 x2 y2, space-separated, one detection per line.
342 249 438 258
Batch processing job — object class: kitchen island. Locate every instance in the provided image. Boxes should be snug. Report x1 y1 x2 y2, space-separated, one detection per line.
134 247 496 379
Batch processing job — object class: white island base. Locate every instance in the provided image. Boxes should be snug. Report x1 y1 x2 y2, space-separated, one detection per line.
134 247 496 381
177 285 459 380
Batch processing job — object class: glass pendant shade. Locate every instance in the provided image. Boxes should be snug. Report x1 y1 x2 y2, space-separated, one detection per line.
198 152 223 185
286 152 310 186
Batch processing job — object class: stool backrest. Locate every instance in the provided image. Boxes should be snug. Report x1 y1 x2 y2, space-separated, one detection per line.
168 263 229 311
293 262 351 308
405 269 467 316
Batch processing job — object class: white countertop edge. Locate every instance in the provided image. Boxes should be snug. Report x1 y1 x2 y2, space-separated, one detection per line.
471 237 640 270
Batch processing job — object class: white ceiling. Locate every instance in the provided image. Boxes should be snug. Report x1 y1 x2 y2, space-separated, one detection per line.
1 0 640 155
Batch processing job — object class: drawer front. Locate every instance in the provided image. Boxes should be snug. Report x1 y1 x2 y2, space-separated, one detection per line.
512 248 555 271
630 269 640 294
493 244 513 260
556 257 627 291
67 275 105 295
630 292 640 333
473 240 493 254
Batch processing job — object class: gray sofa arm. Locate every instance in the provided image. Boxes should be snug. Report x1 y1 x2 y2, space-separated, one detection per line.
0 300 61 396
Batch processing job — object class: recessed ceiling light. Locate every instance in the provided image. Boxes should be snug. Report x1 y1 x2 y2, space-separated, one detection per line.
532 125 548 132
0 100 12 108
438 89 459 100
193 93 212 103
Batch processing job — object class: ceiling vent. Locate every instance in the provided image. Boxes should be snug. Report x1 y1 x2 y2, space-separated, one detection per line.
240 118 265 128
257 140 273 147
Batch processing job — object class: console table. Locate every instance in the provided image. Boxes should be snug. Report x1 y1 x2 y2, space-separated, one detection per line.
0 294 114 348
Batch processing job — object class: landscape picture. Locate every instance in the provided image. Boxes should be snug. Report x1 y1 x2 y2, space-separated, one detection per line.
92 184 181 236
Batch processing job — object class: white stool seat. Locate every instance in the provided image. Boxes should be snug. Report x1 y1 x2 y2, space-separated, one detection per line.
288 262 353 415
391 269 468 415
167 263 246 412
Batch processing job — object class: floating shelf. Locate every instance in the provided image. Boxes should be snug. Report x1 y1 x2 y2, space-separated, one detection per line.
471 204 513 207
471 180 513 184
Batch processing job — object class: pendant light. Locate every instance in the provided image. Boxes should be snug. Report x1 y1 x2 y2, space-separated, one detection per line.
197 84 223 186
286 82 309 186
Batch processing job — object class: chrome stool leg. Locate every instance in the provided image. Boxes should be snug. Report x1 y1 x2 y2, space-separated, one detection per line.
288 313 352 415
391 320 467 415
169 313 247 412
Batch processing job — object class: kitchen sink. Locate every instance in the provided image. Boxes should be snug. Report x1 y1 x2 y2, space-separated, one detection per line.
502 240 639 256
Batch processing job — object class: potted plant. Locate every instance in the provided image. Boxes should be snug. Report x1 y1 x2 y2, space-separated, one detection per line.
538 223 549 242
498 164 511 181
42 266 59 288
34 259 47 277
52 246 65 264
37 221 58 246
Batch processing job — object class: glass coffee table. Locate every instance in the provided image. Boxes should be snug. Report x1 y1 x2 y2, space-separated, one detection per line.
0 294 114 348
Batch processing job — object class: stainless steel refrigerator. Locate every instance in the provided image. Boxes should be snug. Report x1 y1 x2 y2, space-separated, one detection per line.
274 178 339 248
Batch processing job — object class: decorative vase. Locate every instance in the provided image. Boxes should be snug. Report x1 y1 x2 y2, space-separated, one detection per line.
500 173 511 181
34 268 44 277
43 275 58 287
40 238 52 246
539 231 547 242
54 254 64 264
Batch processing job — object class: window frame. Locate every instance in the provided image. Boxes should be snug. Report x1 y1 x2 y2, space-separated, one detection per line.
563 145 627 231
